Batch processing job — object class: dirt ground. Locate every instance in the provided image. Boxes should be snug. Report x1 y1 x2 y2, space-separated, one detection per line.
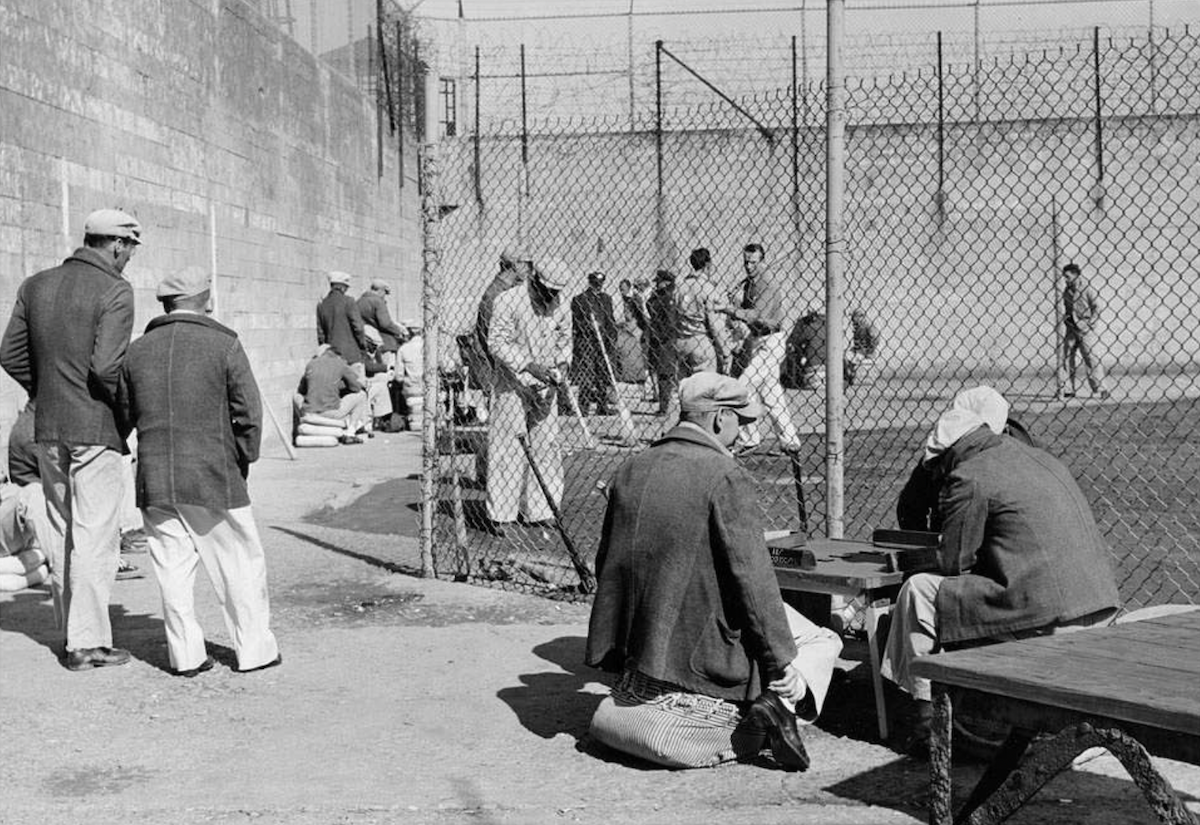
2 432 1198 824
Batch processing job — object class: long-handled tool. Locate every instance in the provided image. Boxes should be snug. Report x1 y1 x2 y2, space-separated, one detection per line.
589 314 639 446
788 450 808 532
555 372 597 450
517 433 597 594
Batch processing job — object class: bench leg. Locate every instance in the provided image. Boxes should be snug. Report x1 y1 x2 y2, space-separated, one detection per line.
865 598 891 741
954 722 1197 825
929 684 953 825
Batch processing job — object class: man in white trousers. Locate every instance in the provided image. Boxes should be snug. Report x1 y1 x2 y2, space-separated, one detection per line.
118 266 280 676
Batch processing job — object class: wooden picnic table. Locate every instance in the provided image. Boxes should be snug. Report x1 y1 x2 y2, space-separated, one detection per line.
912 609 1200 825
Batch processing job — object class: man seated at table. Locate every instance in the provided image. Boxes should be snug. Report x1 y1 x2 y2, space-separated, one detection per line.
585 372 842 771
881 395 1120 755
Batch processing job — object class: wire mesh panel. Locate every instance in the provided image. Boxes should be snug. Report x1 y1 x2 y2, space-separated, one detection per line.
428 25 1200 610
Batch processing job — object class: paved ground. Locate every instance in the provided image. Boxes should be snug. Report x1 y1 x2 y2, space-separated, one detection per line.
2 431 1198 824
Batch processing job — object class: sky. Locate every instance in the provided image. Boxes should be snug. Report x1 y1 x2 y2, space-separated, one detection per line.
293 0 1200 56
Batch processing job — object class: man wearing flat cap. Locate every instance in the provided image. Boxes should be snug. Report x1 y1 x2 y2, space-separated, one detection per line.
585 372 842 771
317 270 368 379
118 267 280 677
485 258 573 534
357 278 408 368
570 270 618 416
1 207 142 670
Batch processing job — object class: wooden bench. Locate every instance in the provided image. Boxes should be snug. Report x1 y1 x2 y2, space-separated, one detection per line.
911 610 1200 825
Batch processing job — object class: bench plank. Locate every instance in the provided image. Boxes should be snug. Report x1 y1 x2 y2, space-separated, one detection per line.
912 615 1200 737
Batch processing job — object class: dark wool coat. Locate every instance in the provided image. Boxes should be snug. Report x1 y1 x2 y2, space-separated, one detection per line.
934 426 1120 644
586 425 797 702
0 247 134 451
317 288 366 365
119 313 262 511
357 291 406 352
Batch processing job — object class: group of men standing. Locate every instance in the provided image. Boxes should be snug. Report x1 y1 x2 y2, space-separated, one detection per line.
1 209 279 676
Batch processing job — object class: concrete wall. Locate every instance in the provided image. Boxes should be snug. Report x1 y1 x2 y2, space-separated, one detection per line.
0 0 422 448
434 111 1200 378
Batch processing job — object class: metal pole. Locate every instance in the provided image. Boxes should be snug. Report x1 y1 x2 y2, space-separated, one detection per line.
936 31 945 201
520 44 529 167
397 20 405 190
1051 197 1064 399
1148 0 1158 114
474 45 482 205
791 34 800 210
973 0 982 124
419 67 442 580
627 0 636 131
1093 26 1105 185
372 24 382 179
655 40 664 261
824 0 846 539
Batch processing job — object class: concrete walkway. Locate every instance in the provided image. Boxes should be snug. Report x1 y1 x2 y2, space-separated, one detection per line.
2 432 1197 824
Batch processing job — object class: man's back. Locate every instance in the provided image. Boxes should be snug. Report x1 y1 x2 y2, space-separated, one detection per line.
300 350 358 414
587 426 795 701
0 248 133 449
122 313 261 511
317 291 364 364
936 428 1119 644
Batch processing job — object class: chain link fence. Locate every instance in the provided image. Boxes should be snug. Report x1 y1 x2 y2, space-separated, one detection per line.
426 24 1200 610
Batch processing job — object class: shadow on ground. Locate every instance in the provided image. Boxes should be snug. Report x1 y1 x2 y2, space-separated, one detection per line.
497 635 604 742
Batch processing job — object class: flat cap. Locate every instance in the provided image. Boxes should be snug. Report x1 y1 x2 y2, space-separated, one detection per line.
535 257 573 291
156 266 211 299
369 278 391 293
328 270 352 286
679 372 762 421
84 209 142 244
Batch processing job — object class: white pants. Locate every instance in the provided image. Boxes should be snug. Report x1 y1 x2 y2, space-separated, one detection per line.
0 482 50 591
486 387 562 523
366 375 393 419
738 333 800 449
320 391 369 432
38 443 125 649
143 504 279 672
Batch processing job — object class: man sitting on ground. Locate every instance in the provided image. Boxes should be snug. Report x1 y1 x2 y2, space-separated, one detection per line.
1 401 51 592
882 390 1120 754
585 372 842 770
296 344 369 444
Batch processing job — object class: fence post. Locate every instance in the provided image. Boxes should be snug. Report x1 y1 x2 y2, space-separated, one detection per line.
474 45 482 206
791 35 800 231
655 40 665 264
1092 26 1105 205
627 0 636 131
419 66 442 580
825 0 847 539
1051 197 1064 399
936 30 946 216
519 43 530 243
397 20 405 190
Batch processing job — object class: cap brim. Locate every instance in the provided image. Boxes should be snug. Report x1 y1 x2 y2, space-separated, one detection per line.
732 399 763 422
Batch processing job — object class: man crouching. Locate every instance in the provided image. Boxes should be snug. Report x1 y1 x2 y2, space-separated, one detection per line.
584 372 842 770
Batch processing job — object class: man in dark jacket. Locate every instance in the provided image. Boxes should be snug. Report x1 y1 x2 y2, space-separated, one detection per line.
585 372 842 770
317 270 367 377
357 278 408 366
118 267 280 677
644 269 679 416
1 208 140 670
570 271 618 415
882 402 1120 751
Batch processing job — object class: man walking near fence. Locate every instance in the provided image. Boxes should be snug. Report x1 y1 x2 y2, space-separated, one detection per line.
484 258 573 536
721 243 801 454
119 266 280 676
674 247 729 376
571 271 617 416
1 208 140 670
1061 262 1110 400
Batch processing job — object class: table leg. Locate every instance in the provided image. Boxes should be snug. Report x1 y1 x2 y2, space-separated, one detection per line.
929 684 953 825
865 597 892 741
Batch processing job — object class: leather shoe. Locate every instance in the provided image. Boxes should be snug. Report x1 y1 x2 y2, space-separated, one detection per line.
746 692 809 771
173 655 215 678
64 646 131 671
238 653 282 673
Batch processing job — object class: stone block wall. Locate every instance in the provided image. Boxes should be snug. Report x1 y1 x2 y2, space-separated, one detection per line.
0 0 422 448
